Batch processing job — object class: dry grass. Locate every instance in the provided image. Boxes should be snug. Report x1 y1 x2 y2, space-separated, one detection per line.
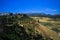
32 17 60 40
18 16 60 40
31 17 52 22
35 23 59 40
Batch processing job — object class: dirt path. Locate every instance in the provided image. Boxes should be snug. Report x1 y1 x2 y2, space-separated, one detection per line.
35 22 59 40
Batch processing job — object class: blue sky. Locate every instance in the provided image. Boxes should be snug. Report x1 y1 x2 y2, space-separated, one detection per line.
0 0 60 14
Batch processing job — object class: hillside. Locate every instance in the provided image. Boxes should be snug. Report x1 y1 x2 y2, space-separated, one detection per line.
32 17 60 40
0 14 60 40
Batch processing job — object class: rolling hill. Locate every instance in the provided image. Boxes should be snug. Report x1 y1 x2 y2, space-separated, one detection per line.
0 13 60 40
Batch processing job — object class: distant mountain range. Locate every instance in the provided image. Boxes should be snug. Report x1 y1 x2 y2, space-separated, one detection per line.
0 12 60 18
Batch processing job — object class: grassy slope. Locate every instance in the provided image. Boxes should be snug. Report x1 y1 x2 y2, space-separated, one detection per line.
32 17 60 29
0 15 59 40
18 15 37 35
32 17 59 40
17 15 59 40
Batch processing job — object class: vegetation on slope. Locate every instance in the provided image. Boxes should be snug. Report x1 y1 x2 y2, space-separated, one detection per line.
0 13 60 40
32 16 60 40
0 14 44 40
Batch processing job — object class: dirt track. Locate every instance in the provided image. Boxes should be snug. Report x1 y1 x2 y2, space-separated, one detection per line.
35 22 59 40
